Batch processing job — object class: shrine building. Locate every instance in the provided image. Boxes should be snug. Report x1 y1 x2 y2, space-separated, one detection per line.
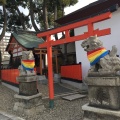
55 0 120 81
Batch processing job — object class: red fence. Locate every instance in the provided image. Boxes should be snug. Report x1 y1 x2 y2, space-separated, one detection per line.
1 69 19 84
61 63 82 81
1 64 82 84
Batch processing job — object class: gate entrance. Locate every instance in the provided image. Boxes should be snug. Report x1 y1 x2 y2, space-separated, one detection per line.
37 12 112 108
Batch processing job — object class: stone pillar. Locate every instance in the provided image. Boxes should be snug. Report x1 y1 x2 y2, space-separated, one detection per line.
82 76 120 120
13 51 45 115
13 75 45 115
17 76 38 96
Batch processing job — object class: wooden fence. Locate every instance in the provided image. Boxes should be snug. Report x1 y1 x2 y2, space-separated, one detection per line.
1 69 19 85
1 64 82 85
1 68 37 85
61 63 82 82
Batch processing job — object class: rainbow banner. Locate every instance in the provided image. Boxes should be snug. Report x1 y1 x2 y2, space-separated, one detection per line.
87 47 109 66
22 60 35 71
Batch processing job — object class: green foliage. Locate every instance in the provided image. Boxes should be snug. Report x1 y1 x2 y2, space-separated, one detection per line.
0 0 31 32
34 0 78 30
0 0 6 5
59 0 78 6
0 0 78 32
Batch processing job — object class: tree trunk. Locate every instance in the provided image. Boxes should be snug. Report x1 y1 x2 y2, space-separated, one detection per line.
0 5 7 41
54 2 59 40
54 2 57 27
29 0 40 31
43 0 49 30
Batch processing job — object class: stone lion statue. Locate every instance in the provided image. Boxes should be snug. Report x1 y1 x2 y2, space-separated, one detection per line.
81 35 120 76
18 51 36 76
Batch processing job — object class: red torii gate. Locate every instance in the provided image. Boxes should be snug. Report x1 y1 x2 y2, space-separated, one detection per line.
37 12 112 108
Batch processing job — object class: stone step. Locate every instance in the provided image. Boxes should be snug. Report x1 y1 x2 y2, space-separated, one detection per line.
62 93 86 101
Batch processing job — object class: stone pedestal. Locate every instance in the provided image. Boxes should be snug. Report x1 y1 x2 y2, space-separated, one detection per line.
82 76 120 120
82 104 120 120
13 93 45 115
14 75 45 115
17 75 38 96
19 81 38 96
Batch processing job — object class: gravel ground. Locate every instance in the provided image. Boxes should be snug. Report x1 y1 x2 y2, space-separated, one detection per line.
0 82 88 120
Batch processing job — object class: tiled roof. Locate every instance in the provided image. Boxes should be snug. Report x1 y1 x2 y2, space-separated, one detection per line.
6 32 44 51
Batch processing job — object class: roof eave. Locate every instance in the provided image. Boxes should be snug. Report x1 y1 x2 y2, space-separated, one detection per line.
55 0 119 25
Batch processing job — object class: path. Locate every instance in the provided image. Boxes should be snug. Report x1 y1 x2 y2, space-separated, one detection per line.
0 111 24 120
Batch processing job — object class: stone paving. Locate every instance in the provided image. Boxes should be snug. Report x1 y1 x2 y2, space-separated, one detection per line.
0 82 88 120
0 113 11 120
0 111 24 120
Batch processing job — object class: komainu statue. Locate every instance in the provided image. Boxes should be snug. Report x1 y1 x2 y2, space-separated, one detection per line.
81 35 120 76
18 51 36 76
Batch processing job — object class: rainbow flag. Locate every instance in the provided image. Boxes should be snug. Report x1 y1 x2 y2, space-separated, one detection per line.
22 60 35 71
87 47 109 66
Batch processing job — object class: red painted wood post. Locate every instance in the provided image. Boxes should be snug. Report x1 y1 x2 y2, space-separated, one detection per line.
88 23 94 36
47 35 54 108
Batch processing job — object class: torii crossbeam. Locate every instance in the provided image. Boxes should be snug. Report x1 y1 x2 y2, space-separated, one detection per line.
37 12 112 108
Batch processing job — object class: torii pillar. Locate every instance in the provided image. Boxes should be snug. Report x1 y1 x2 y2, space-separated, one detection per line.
37 12 112 108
